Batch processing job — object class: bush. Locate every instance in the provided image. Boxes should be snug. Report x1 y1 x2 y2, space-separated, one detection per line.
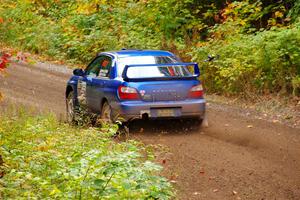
0 112 174 199
192 25 300 97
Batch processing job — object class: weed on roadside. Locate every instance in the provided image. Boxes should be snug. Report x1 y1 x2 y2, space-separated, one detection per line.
0 111 174 199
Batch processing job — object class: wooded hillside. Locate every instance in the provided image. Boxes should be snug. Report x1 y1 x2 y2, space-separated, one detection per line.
0 0 299 97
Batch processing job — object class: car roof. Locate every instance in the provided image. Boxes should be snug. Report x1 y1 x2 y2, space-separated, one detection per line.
101 50 175 58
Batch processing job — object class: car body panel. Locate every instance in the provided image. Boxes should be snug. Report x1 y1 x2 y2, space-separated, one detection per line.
112 98 206 120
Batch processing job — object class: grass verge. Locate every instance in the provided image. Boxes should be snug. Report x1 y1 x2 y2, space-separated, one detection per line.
0 111 174 199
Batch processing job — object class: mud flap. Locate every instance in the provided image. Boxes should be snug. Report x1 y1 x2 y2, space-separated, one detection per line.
201 112 209 128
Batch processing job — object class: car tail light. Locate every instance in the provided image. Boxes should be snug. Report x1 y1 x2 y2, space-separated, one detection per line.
118 86 140 100
189 84 204 98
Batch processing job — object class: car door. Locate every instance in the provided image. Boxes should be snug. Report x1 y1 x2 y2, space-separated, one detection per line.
85 55 113 113
78 56 102 112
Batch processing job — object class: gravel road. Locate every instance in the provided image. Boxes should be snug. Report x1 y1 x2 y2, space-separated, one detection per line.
0 63 299 200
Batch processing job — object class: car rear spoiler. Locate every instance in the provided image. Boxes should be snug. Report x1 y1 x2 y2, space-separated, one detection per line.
122 62 200 82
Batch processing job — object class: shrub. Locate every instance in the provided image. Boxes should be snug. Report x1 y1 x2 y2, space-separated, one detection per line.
0 113 174 199
192 25 300 97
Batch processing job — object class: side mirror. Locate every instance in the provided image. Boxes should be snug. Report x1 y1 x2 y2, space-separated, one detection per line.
73 68 85 76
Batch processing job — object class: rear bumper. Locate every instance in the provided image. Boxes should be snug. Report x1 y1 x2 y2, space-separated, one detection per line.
112 99 206 121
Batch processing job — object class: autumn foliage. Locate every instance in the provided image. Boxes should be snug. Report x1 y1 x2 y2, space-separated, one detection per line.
0 0 299 97
0 52 11 100
0 52 11 70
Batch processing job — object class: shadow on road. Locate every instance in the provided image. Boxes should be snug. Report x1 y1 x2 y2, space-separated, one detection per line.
125 119 201 136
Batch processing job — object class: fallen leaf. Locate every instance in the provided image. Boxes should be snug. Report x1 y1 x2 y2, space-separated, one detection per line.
199 169 205 175
170 174 178 180
213 189 219 193
232 190 238 195
247 125 253 128
284 115 292 120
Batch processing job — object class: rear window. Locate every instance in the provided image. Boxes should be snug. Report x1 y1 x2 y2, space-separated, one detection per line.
126 65 194 79
117 56 180 77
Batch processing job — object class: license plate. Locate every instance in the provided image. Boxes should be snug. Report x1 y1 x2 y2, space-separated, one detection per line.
157 109 175 117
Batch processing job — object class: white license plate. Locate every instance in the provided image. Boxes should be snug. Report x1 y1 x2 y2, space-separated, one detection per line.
157 109 175 117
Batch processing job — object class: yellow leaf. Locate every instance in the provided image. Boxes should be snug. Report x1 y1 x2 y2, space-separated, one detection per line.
240 20 246 26
275 11 283 18
50 186 61 196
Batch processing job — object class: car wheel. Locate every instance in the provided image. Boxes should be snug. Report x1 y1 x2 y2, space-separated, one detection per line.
100 101 112 124
66 91 76 123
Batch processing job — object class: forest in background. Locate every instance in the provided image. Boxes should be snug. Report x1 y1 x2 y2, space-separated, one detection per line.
0 0 299 97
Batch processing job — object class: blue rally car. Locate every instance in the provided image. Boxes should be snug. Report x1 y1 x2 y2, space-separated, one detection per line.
65 49 206 125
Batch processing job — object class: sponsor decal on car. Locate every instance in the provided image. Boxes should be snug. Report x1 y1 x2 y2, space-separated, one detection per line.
77 79 87 105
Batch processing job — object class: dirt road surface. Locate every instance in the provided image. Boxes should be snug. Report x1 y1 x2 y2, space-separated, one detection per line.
1 63 299 200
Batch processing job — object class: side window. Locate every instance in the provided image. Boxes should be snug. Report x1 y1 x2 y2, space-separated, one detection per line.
85 55 112 78
85 57 103 77
98 56 112 78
